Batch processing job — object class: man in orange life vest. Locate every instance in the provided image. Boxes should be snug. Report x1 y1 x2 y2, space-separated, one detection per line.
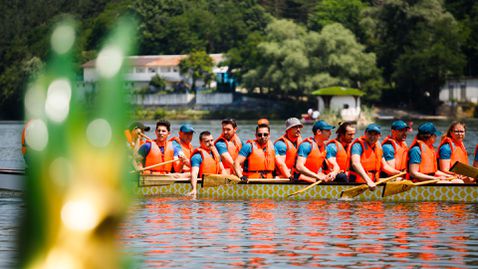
137 120 185 173
170 124 195 173
295 120 336 183
215 118 243 174
380 120 410 177
349 123 383 189
234 124 275 181
274 117 303 180
325 121 356 182
187 131 225 196
408 122 452 182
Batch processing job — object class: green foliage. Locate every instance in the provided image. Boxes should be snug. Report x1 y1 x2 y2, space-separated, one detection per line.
149 74 166 91
179 50 214 91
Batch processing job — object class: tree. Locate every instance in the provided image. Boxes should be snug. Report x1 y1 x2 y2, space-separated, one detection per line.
362 0 466 112
149 74 166 92
179 50 214 91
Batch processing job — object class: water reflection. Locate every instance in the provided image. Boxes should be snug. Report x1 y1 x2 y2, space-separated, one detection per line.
121 198 478 268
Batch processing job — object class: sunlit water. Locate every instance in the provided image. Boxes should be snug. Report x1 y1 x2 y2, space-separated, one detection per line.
1 120 478 268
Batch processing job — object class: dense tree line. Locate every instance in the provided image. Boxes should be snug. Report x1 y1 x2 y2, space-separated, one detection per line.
1 0 477 119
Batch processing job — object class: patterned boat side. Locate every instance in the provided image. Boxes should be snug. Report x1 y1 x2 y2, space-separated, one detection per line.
136 180 478 203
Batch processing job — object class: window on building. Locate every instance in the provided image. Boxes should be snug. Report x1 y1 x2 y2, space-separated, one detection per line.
148 67 156 73
136 67 145 73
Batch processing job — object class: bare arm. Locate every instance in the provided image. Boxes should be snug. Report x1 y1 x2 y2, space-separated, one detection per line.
187 166 200 196
295 156 325 182
351 154 376 188
438 159 453 174
274 155 291 178
409 163 445 182
381 158 401 176
233 155 246 178
220 152 235 169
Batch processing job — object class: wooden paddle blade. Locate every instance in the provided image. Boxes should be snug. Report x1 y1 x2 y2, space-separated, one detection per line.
450 161 478 179
202 174 241 188
340 184 369 199
382 180 414 197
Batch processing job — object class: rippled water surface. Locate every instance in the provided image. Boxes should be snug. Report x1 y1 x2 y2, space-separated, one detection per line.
121 197 478 268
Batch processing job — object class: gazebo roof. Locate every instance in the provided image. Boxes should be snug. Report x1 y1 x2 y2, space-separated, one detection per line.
311 86 364 97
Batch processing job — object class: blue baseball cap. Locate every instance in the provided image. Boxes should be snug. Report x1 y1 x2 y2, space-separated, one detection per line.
391 120 410 131
417 122 441 136
312 120 334 133
179 124 195 133
365 123 381 134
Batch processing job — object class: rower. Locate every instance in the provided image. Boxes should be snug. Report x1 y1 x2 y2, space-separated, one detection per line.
274 117 303 180
380 120 410 177
437 121 469 183
125 121 151 151
324 121 355 182
234 124 275 181
137 120 184 174
187 131 225 196
214 118 243 174
169 124 195 173
295 120 335 183
349 123 383 189
408 122 453 182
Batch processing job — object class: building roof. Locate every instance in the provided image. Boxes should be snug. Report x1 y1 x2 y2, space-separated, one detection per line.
82 53 224 68
311 86 364 96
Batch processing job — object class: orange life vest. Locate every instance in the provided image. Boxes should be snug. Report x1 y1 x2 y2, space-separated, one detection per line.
324 139 349 173
349 136 382 183
298 137 326 174
408 139 437 176
21 123 28 156
274 134 302 177
192 147 221 178
144 140 175 174
169 136 194 172
244 140 275 178
438 137 468 166
215 133 242 168
382 136 408 171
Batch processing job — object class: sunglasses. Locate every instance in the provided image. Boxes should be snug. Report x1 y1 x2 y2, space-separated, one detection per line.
257 133 269 137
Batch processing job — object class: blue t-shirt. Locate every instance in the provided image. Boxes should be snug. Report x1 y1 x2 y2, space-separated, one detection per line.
475 146 478 162
408 146 422 164
138 141 179 164
171 140 183 155
274 140 288 156
325 143 337 159
297 142 313 158
438 143 452 160
350 142 363 156
238 143 253 158
382 143 395 161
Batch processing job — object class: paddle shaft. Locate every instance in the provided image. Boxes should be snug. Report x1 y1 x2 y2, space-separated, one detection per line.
375 171 407 185
287 180 323 197
134 159 177 173
340 171 406 198
413 179 440 186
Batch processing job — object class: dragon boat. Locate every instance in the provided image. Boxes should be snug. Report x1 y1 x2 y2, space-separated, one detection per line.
138 173 478 203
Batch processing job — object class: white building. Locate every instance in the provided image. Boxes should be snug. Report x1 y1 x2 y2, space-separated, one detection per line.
82 53 225 90
439 77 478 104
311 86 364 122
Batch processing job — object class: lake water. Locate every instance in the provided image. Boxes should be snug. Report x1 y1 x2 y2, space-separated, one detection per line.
1 120 478 268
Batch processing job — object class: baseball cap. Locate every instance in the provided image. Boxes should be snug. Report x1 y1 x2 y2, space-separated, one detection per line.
391 120 410 131
129 122 150 132
417 122 442 136
312 120 334 132
285 117 303 131
179 123 195 133
365 123 381 134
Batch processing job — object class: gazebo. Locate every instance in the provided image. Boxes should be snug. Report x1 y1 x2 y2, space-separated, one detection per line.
311 86 364 121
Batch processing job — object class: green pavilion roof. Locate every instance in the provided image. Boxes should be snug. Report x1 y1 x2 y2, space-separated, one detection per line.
311 86 364 96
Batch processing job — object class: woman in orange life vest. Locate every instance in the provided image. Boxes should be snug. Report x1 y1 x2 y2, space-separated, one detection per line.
437 121 471 183
324 121 356 182
169 124 195 173
274 117 303 180
137 120 185 174
295 120 336 183
187 131 225 196
234 124 276 180
380 120 410 178
349 123 383 190
408 122 454 183
214 118 243 175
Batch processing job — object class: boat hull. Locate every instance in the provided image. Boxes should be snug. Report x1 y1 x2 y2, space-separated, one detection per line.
137 179 478 203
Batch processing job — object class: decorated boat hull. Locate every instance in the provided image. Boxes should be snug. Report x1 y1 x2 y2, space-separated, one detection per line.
138 174 478 202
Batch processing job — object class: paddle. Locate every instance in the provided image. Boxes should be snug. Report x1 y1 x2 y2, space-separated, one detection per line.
450 161 478 179
130 159 177 173
381 179 439 197
340 171 406 199
202 174 291 188
287 180 323 197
